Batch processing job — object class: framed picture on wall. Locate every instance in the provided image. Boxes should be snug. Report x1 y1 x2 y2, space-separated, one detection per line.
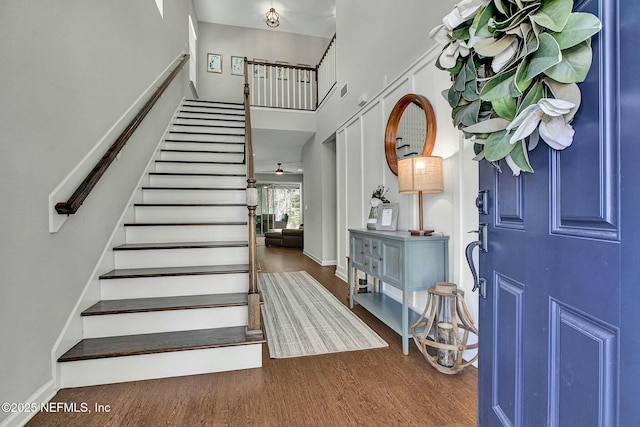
207 53 222 73
376 203 399 231
253 59 268 78
231 56 244 76
276 61 289 81
297 64 311 83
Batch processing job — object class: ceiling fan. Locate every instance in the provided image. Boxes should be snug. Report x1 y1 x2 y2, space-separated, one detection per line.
274 162 299 175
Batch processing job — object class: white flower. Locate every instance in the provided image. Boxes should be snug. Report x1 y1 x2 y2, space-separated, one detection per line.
507 98 576 150
429 24 451 46
438 40 470 69
492 38 519 72
442 0 491 30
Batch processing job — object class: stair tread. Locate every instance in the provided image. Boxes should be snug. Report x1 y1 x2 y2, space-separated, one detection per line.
113 241 248 250
82 293 248 316
100 264 250 279
149 172 245 177
182 104 244 111
142 186 245 191
185 100 244 106
124 221 247 227
173 123 245 129
176 116 245 122
161 149 244 154
155 160 245 165
135 202 246 206
58 326 262 362
179 110 245 117
164 139 244 145
169 131 245 136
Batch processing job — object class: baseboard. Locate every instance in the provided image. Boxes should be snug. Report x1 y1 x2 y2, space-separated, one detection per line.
334 267 348 283
0 380 56 427
303 250 337 267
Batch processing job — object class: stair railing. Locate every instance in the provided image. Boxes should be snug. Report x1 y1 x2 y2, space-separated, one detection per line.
55 54 190 215
317 34 337 108
246 60 317 111
243 58 263 339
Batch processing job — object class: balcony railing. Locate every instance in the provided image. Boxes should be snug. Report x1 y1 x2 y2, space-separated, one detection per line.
245 34 336 111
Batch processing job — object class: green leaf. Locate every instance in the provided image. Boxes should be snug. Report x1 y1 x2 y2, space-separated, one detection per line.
515 57 533 92
509 140 534 172
517 81 545 114
551 12 601 49
463 80 480 101
543 40 592 83
530 0 573 32
484 130 516 161
436 54 465 74
451 26 471 40
473 3 496 37
525 32 562 80
465 58 477 82
445 86 462 108
454 99 482 127
480 69 520 101
492 96 517 120
463 117 511 133
455 66 468 91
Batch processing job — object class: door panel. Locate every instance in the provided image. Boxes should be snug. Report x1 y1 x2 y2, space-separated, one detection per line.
478 1 625 426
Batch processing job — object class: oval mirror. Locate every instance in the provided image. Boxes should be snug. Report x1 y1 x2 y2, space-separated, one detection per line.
384 94 437 176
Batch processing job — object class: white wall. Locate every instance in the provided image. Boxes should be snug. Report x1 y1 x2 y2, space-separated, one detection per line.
197 22 330 102
0 1 196 424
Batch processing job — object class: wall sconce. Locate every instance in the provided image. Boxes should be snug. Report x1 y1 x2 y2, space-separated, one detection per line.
398 156 443 235
266 8 280 28
411 282 478 374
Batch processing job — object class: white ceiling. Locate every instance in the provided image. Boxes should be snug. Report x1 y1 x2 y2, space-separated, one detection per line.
194 0 336 38
194 1 335 174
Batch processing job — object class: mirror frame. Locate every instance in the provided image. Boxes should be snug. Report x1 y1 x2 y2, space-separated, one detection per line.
384 94 437 176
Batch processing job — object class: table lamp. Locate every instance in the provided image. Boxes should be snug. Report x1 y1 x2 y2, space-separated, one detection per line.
398 156 443 236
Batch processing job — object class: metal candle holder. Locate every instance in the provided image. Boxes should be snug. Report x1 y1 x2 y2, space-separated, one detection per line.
410 282 478 374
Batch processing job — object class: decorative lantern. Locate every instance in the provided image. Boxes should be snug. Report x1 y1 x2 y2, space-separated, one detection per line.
411 282 478 374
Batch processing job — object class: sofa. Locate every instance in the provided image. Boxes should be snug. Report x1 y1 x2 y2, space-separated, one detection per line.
265 227 303 248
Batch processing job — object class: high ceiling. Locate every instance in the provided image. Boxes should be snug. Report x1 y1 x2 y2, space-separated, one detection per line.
194 0 336 176
194 0 336 38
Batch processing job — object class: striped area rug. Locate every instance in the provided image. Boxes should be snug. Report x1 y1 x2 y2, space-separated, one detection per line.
260 271 388 358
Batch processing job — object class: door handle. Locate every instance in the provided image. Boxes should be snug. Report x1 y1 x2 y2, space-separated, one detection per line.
466 224 488 298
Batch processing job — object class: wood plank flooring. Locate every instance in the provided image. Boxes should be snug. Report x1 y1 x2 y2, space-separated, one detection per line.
28 245 477 427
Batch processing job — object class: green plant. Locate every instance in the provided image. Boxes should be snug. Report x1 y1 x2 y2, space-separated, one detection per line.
431 0 601 175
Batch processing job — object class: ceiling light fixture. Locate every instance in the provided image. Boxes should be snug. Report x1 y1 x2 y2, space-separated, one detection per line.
266 7 280 28
275 163 284 175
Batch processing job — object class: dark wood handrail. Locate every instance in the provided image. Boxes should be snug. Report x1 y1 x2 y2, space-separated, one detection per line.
55 54 190 215
318 33 337 66
246 60 315 72
243 57 262 338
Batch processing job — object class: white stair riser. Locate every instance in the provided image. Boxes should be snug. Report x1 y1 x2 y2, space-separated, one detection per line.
155 162 246 175
142 189 245 204
183 101 243 108
125 224 248 243
83 306 248 338
164 141 244 152
177 111 244 121
181 106 244 115
172 125 244 136
101 273 249 300
175 118 245 127
149 174 246 188
58 344 262 388
168 133 245 143
160 151 244 163
135 205 247 223
114 246 249 269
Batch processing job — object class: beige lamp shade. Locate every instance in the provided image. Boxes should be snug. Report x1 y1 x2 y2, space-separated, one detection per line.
398 156 443 194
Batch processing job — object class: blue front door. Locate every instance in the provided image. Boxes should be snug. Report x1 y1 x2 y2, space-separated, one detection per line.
477 1 640 425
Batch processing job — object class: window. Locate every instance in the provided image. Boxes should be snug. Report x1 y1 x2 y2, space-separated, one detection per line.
256 183 302 235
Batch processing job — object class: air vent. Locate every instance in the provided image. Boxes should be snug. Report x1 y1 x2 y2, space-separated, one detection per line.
340 82 349 99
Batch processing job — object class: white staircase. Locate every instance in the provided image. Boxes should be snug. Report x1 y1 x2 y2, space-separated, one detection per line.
58 100 263 388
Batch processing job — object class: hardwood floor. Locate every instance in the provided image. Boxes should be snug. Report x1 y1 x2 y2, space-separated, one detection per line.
28 246 477 427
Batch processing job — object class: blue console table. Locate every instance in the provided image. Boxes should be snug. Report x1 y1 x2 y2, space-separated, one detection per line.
348 229 449 355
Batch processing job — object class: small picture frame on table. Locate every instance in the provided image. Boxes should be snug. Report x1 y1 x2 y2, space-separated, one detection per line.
207 53 222 73
376 203 398 231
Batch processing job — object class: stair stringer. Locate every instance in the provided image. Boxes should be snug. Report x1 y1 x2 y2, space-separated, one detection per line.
51 98 186 387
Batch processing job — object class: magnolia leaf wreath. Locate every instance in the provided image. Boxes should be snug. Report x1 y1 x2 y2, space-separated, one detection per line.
431 0 601 175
